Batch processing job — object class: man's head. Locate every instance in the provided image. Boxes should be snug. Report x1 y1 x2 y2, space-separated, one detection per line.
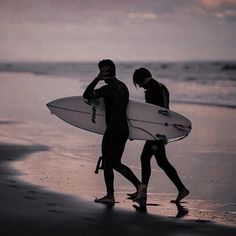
98 59 116 78
133 68 152 89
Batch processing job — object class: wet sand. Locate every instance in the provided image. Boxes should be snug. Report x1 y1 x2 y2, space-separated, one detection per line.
1 142 236 236
1 72 236 235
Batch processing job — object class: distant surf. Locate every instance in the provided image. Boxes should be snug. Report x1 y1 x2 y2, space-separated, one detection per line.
1 61 236 109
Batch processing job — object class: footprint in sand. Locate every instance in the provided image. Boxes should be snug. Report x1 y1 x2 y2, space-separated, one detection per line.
195 219 211 223
24 196 35 200
46 202 57 207
28 190 37 194
10 185 18 188
83 217 95 222
48 209 63 214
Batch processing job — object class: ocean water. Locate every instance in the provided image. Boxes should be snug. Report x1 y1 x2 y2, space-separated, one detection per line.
1 62 236 225
1 61 236 108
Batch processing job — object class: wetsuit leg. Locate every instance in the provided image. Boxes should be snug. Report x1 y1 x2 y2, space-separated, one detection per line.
102 134 115 195
111 137 140 188
102 133 140 194
140 141 154 186
154 142 185 191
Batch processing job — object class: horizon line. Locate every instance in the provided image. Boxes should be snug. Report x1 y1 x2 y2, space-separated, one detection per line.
0 59 236 64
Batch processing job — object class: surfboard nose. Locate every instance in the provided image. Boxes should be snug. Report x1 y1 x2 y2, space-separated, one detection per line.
46 99 58 109
46 102 51 109
46 101 55 113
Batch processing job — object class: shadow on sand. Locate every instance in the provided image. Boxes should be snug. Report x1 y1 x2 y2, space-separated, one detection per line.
0 142 235 236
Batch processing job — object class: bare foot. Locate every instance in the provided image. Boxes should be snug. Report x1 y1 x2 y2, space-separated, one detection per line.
133 184 147 205
94 195 115 203
127 191 138 200
170 188 189 203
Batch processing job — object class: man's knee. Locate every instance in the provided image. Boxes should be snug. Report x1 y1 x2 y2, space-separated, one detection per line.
112 160 122 171
156 158 169 169
141 154 146 164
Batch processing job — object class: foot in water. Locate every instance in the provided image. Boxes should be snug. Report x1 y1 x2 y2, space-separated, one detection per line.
133 184 147 205
170 188 189 203
94 195 115 203
127 191 138 200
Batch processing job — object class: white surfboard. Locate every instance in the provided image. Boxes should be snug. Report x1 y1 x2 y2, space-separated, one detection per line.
46 96 191 141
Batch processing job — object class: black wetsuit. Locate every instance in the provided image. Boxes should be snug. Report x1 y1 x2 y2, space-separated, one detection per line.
141 79 185 191
83 77 140 195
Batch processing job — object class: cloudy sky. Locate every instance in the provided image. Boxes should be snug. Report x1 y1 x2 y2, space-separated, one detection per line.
0 0 236 62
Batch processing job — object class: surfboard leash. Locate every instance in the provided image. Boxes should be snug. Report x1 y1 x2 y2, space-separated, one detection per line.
126 115 190 144
126 115 164 141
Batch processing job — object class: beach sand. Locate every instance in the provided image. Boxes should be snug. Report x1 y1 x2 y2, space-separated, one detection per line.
1 72 236 235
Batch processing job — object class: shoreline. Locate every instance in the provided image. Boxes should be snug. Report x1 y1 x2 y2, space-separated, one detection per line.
1 142 236 236
1 70 236 110
1 102 236 229
1 72 236 235
173 100 236 110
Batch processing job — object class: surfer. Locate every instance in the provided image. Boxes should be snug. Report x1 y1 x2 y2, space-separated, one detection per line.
129 67 189 204
83 59 141 203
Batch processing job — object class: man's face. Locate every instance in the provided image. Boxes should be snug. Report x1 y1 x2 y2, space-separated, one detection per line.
137 80 146 89
99 66 111 82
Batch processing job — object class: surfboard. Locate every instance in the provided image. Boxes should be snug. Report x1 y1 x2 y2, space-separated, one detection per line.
46 96 191 141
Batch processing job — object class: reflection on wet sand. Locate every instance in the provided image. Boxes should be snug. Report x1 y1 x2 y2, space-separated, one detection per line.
132 201 189 219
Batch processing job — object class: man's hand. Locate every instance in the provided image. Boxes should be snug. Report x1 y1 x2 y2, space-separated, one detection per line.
96 66 110 81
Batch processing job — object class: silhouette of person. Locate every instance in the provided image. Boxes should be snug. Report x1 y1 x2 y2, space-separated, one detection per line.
83 59 141 203
129 67 189 204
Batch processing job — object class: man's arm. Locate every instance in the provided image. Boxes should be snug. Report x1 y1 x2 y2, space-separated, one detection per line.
83 66 111 100
83 77 101 100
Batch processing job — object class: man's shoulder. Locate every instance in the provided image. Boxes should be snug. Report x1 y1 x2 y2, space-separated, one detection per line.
152 79 168 91
147 79 169 98
148 79 162 89
160 82 168 91
116 79 128 90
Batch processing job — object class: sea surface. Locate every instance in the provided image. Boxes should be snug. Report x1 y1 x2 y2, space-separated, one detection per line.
1 61 236 226
1 61 236 108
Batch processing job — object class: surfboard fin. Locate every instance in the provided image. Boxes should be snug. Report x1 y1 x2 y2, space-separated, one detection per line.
155 134 167 142
173 124 190 131
158 110 170 116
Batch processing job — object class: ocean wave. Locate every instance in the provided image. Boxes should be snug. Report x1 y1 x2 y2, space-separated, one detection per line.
1 62 236 81
1 62 236 109
173 100 236 109
221 63 236 71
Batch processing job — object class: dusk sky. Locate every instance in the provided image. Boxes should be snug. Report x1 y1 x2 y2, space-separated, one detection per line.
0 0 236 62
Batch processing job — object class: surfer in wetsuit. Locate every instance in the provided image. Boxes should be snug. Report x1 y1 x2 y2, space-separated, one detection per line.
83 59 141 203
130 67 189 203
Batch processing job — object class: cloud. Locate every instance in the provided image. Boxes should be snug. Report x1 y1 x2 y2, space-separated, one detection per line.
216 9 236 20
128 12 158 21
199 0 236 21
200 0 236 9
0 0 235 61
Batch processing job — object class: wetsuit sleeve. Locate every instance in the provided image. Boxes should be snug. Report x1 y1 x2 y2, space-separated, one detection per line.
83 77 110 100
146 85 160 105
145 81 170 109
162 86 170 109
